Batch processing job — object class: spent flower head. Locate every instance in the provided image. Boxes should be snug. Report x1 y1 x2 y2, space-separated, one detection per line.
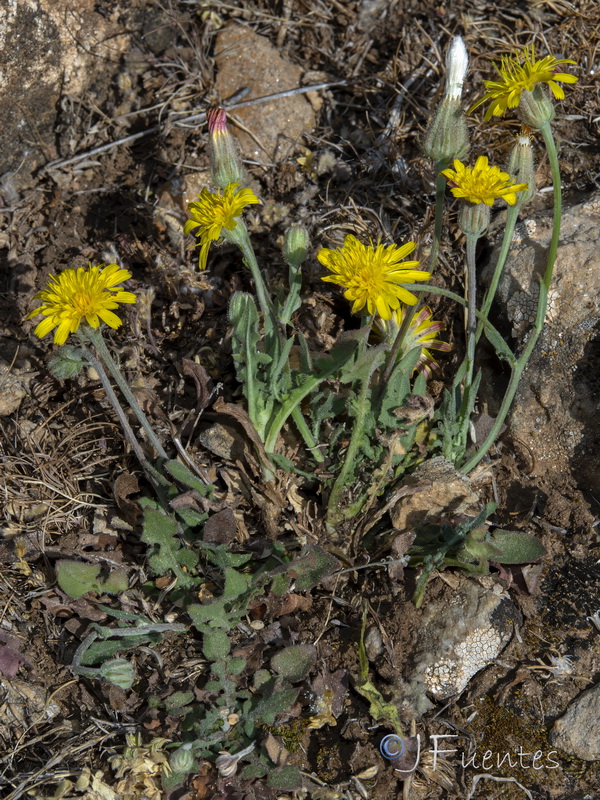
184 182 260 269
441 155 529 207
376 305 451 378
318 234 430 321
470 45 578 121
27 263 136 346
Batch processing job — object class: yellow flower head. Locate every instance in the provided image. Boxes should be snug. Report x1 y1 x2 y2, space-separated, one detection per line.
377 306 452 378
318 234 431 321
27 263 136 346
184 182 260 269
470 45 578 120
441 155 529 206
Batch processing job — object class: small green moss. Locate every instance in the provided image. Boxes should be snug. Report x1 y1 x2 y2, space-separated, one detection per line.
467 696 562 790
316 745 339 782
262 717 312 754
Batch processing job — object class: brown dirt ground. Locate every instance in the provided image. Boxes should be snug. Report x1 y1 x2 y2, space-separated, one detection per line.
1 2 600 800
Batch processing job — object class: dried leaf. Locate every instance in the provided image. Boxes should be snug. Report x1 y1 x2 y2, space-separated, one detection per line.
182 358 214 412
203 507 237 544
114 472 141 525
0 631 32 678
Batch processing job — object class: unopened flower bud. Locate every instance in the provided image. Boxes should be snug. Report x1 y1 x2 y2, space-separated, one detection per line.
99 658 135 690
445 36 469 101
283 224 310 267
423 97 469 162
507 133 535 207
519 86 555 130
169 745 196 775
207 107 244 188
423 37 470 162
458 202 491 236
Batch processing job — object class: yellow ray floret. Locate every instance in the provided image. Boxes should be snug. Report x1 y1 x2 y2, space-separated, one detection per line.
470 45 578 120
27 263 136 345
377 305 452 378
441 155 529 206
184 182 260 269
318 234 431 321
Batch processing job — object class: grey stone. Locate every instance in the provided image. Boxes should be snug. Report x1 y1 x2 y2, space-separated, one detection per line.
482 192 600 494
0 0 129 175
551 682 600 761
408 579 519 700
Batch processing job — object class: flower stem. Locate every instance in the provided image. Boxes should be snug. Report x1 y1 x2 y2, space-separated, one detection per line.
79 343 152 469
429 161 448 271
82 326 168 460
475 204 520 343
227 222 278 328
378 304 417 397
326 362 374 533
464 232 478 387
461 121 561 473
454 232 479 453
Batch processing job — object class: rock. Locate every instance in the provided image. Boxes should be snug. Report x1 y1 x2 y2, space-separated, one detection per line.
214 24 315 163
390 456 480 531
0 0 130 175
0 350 35 416
198 422 245 461
551 682 600 760
482 192 600 495
408 579 518 700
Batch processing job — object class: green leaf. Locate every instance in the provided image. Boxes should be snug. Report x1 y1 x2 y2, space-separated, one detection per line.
267 765 303 790
222 567 252 600
271 644 316 682
188 600 232 630
285 544 339 591
140 502 199 588
163 460 213 496
270 572 290 597
165 691 195 711
227 657 246 675
485 529 546 564
80 635 154 666
56 560 128 599
251 684 299 725
203 629 231 660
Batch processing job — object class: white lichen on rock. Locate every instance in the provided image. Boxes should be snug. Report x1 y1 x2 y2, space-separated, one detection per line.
423 624 504 697
408 580 519 701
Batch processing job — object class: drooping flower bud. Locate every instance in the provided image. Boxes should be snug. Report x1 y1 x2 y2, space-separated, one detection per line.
99 658 136 690
207 107 245 188
169 745 196 775
283 224 310 268
422 36 470 162
506 132 535 207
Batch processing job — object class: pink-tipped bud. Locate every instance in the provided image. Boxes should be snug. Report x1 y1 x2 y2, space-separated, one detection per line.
207 106 244 188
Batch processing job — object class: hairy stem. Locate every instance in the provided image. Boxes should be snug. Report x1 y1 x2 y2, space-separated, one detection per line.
83 327 168 460
461 122 561 473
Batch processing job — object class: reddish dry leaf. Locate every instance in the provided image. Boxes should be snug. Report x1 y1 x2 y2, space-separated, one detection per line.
310 666 348 718
0 631 32 678
114 472 141 525
202 507 237 544
182 358 214 413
